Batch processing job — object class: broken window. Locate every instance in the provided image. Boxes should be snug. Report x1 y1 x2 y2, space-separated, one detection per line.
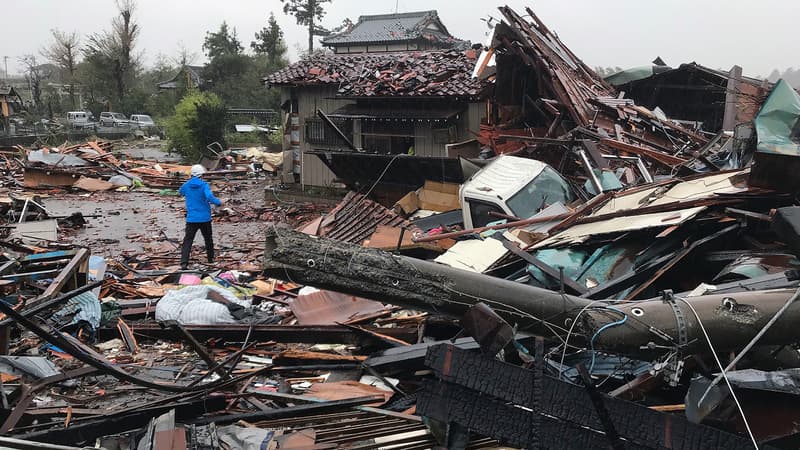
506 166 576 220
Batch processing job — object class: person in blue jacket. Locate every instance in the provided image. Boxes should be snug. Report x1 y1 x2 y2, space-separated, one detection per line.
179 165 222 269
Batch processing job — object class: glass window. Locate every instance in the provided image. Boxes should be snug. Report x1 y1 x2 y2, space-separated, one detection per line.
506 167 575 219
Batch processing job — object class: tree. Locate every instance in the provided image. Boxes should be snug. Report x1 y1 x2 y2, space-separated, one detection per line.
203 22 243 59
280 0 330 54
251 13 288 66
83 0 140 108
18 55 51 110
41 29 81 109
173 42 198 67
166 91 226 159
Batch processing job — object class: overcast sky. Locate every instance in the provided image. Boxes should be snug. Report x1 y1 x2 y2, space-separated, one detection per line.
1 0 797 78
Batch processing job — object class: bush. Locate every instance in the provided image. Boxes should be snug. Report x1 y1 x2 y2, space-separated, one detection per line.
165 91 226 160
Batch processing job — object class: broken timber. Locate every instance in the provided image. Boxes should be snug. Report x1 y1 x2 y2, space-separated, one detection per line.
417 344 772 449
265 229 800 355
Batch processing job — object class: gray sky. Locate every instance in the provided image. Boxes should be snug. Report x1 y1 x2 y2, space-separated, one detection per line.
2 0 797 78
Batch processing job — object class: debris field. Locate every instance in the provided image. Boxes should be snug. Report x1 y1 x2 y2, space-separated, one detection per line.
1 4 800 450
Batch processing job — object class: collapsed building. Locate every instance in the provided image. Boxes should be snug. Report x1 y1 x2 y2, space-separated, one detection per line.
263 4 800 449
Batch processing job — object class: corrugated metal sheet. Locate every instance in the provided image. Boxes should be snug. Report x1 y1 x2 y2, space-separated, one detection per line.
290 289 386 325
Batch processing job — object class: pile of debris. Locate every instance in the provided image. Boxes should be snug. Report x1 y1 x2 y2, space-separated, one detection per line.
257 5 800 449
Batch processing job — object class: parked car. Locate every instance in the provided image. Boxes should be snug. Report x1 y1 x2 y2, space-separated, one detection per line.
129 114 156 130
99 112 129 128
65 111 97 130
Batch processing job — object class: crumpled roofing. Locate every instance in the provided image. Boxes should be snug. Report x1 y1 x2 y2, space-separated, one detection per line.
265 50 489 99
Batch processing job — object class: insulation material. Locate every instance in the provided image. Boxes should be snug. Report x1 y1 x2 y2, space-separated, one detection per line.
533 207 707 248
434 234 516 273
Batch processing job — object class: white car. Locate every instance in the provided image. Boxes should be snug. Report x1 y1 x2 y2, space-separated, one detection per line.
99 112 129 128
130 114 156 130
65 111 97 130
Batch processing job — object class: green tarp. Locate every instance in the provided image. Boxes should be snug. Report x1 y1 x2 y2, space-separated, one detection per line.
755 79 800 155
604 65 656 86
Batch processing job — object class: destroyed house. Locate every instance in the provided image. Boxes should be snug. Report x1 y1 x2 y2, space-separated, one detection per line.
156 65 206 90
321 10 464 54
0 85 24 136
611 62 771 132
265 49 491 188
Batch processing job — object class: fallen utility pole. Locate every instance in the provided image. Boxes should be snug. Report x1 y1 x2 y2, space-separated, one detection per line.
265 229 800 355
265 228 591 337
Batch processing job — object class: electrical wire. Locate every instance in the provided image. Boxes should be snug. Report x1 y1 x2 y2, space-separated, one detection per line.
677 297 759 450
588 306 627 373
341 152 404 216
558 299 623 380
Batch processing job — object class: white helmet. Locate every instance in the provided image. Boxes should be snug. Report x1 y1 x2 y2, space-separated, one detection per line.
190 164 206 177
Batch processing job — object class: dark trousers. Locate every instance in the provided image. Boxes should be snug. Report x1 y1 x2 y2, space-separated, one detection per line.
180 221 214 267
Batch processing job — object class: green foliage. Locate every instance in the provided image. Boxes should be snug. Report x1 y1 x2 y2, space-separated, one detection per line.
280 0 331 52
204 53 281 109
166 91 226 160
203 19 287 111
225 130 266 146
82 0 140 106
203 22 243 59
252 13 288 66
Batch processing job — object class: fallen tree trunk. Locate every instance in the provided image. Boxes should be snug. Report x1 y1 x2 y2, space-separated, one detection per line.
264 229 800 354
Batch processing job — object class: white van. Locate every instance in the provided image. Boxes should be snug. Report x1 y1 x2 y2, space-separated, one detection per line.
66 111 96 130
460 155 577 228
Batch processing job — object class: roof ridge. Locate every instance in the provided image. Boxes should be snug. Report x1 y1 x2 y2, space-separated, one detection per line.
357 10 436 22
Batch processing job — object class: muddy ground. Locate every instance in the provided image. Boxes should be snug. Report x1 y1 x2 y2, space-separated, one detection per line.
43 177 313 269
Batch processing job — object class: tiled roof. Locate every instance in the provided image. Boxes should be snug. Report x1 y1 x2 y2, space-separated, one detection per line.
299 191 422 245
264 50 489 99
323 10 456 46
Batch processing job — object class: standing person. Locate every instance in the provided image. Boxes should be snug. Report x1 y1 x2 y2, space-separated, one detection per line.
179 165 222 270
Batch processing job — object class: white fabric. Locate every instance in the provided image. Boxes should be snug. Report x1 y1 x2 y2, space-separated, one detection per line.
155 285 250 325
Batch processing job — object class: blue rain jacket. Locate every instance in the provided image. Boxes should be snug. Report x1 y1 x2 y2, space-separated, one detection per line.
179 176 221 223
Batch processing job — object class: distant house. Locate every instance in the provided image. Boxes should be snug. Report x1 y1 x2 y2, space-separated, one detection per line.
265 48 490 189
157 65 206 90
322 10 465 54
0 86 24 136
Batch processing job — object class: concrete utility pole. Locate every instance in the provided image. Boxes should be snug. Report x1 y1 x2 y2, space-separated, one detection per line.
2 56 8 81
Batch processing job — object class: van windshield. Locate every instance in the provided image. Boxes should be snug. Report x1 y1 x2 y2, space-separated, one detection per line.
506 166 575 219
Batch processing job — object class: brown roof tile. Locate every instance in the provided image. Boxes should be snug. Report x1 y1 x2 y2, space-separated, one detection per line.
265 50 489 99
